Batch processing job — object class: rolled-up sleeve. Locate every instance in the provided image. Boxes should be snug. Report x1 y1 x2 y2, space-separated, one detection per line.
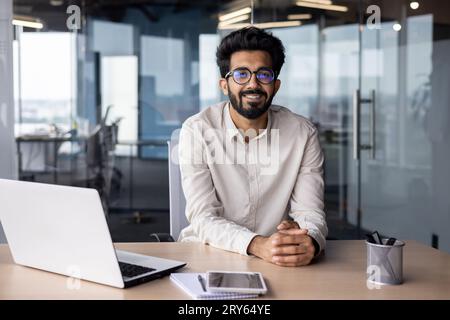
289 127 328 254
178 121 258 255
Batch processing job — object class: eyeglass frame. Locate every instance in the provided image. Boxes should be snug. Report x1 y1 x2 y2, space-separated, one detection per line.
224 67 278 85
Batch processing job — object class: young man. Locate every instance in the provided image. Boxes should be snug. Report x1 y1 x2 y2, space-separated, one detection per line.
177 27 327 267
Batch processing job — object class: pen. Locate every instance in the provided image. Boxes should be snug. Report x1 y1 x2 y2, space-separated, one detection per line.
386 237 397 246
372 231 382 245
366 233 376 244
198 275 207 292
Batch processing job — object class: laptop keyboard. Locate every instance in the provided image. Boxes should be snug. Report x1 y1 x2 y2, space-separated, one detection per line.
119 261 156 278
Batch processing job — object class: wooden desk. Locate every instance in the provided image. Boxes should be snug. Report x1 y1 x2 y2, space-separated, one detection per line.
0 241 449 300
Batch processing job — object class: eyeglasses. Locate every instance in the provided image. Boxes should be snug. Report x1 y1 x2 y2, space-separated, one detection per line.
225 67 276 85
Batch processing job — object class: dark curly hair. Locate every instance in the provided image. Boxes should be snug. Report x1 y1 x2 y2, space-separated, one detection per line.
216 27 286 78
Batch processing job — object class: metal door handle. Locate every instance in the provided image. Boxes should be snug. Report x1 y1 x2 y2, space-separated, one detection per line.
369 89 376 159
353 89 360 160
353 89 376 160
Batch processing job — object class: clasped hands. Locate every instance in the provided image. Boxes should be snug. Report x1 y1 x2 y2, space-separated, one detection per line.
247 220 316 267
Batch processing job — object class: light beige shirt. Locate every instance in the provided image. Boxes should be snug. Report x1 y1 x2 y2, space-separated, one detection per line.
178 101 327 256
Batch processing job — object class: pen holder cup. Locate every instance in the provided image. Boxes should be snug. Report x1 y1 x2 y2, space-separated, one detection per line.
366 239 405 285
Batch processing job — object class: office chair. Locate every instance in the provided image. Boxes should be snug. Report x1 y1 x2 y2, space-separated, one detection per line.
84 125 110 212
150 129 188 242
79 118 122 215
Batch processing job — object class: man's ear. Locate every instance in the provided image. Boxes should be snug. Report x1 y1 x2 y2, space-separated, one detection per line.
219 78 229 96
273 79 281 95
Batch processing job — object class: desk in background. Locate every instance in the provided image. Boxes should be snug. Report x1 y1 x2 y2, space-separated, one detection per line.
0 240 449 299
16 135 83 184
115 139 168 215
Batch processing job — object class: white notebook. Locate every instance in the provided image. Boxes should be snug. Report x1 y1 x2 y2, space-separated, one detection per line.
170 273 259 300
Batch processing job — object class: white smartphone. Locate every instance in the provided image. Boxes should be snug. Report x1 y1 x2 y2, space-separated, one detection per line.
206 271 267 295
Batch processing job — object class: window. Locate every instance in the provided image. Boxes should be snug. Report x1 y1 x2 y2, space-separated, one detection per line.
14 32 76 135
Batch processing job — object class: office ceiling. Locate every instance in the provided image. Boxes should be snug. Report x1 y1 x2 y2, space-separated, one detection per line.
12 0 450 31
13 0 236 12
13 0 359 31
13 0 240 30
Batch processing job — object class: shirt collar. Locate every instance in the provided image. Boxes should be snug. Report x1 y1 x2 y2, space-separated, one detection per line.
224 102 240 141
223 102 273 143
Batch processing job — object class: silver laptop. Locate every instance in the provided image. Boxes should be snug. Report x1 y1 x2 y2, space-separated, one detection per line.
0 179 186 288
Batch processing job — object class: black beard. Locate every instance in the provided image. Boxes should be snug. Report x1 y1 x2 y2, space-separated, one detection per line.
229 89 275 120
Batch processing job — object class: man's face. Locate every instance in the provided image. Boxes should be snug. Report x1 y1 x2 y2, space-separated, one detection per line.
220 50 281 120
